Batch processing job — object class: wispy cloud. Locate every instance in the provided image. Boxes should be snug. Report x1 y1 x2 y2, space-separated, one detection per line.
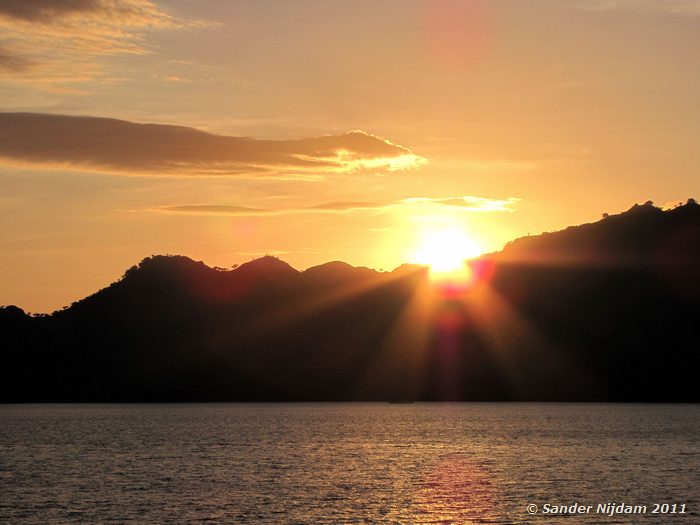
306 201 394 211
0 0 203 89
154 195 519 216
157 205 274 216
0 1 104 22
0 45 34 72
0 113 423 177
401 196 520 212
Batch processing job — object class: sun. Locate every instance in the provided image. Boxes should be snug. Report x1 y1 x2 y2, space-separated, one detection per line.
410 226 484 281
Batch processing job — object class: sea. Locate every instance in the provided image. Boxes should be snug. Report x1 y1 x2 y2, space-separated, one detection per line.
1 403 698 524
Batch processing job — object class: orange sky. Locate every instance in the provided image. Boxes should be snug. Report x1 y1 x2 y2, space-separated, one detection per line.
1 0 699 312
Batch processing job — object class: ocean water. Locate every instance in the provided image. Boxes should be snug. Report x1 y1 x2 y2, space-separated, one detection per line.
1 404 698 524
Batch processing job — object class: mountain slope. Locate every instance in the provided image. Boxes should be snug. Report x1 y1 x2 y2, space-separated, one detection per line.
1 200 698 402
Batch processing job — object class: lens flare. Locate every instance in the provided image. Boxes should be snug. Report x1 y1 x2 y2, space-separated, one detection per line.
410 227 483 284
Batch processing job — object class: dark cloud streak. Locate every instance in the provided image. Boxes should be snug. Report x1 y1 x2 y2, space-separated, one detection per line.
0 0 99 22
0 47 33 71
0 113 420 176
158 205 272 216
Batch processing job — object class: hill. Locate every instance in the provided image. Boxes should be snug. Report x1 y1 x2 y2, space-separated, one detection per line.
1 200 699 401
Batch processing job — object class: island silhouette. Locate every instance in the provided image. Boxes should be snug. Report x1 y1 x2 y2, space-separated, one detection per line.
2 200 698 402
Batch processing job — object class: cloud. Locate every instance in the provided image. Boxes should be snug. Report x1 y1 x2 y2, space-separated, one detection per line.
163 74 191 82
153 195 519 216
0 0 102 22
573 0 700 16
0 113 423 177
0 0 200 89
0 46 34 72
402 196 520 212
157 205 273 216
307 201 394 211
155 202 388 216
307 196 520 213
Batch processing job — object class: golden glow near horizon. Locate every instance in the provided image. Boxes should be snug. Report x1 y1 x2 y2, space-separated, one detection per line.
0 0 698 312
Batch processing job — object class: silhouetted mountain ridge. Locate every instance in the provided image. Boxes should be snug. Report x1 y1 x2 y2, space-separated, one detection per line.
502 199 699 259
1 200 698 402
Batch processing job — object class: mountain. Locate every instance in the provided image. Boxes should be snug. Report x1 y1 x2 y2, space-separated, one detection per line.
1 200 699 402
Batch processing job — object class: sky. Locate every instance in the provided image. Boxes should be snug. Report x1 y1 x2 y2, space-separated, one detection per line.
1 0 699 313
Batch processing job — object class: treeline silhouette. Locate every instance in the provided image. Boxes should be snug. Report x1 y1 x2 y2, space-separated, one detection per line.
2 200 698 402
